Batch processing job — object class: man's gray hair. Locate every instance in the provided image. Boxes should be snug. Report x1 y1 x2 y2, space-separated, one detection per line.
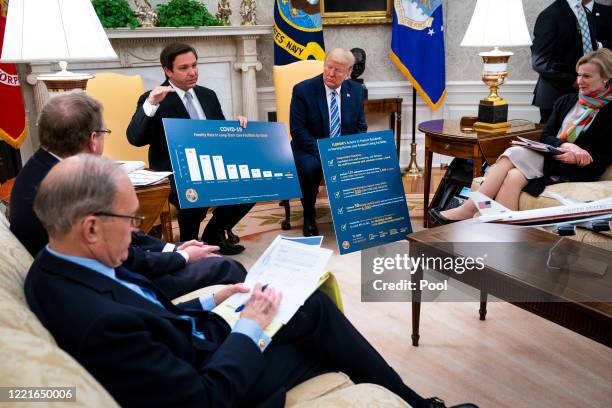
34 154 124 237
38 90 104 157
325 48 356 69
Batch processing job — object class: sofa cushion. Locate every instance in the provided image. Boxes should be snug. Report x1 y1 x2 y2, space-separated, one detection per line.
470 178 612 212
0 327 118 407
470 177 612 248
0 211 33 299
291 383 408 408
285 372 353 407
171 284 222 304
601 165 612 181
518 181 612 211
0 212 54 340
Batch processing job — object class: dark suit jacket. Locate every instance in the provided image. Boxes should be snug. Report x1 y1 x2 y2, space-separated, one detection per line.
531 0 598 110
524 93 612 196
9 148 186 274
25 250 265 407
594 2 612 49
290 75 367 161
127 81 225 172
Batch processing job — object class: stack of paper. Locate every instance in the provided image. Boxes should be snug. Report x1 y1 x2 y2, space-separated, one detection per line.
128 170 172 186
117 160 146 173
213 235 332 336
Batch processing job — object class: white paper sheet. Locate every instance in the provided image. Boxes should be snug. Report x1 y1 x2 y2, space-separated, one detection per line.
128 170 172 186
227 236 332 323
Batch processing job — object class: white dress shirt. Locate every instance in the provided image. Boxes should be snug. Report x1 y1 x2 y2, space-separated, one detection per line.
143 81 207 119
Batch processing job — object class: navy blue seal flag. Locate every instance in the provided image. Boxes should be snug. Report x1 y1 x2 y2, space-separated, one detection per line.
390 0 446 110
274 0 325 65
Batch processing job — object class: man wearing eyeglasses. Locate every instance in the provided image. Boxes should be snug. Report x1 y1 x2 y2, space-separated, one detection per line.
10 91 246 299
25 154 476 408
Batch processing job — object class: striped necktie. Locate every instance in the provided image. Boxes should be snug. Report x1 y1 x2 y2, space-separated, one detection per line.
184 92 200 119
576 5 593 55
329 90 340 138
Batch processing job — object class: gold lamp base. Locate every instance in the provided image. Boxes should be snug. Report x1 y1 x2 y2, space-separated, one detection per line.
473 121 511 133
477 48 513 125
37 61 93 93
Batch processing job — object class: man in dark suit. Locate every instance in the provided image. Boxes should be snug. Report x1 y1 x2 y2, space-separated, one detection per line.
290 48 367 236
25 154 475 408
594 1 612 49
532 0 599 124
127 43 253 255
10 91 246 299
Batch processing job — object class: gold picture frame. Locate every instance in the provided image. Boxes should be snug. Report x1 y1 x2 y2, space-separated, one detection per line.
320 0 393 25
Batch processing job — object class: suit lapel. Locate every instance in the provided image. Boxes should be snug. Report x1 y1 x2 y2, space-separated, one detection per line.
115 267 188 315
194 86 216 119
167 92 190 118
316 75 330 138
40 250 177 321
39 251 219 351
161 80 190 118
340 81 351 136
114 267 220 351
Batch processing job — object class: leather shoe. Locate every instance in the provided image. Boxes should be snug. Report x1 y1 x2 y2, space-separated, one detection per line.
302 218 319 237
428 208 459 226
425 397 479 408
203 229 245 256
226 229 240 245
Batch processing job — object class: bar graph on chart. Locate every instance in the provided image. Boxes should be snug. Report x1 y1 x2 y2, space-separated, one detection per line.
184 148 287 183
164 118 302 208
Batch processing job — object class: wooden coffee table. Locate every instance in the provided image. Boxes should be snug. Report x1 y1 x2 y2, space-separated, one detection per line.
407 220 612 348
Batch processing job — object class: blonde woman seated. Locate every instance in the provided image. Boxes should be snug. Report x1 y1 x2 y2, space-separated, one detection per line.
430 48 612 224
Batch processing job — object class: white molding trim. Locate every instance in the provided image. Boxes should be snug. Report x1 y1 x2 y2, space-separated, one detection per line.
105 25 273 39
257 80 540 167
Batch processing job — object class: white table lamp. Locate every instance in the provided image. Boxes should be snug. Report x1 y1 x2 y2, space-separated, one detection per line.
461 0 532 131
1 0 118 92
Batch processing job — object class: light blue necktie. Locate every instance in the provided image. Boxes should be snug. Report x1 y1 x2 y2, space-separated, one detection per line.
184 92 200 119
576 5 593 55
329 91 340 138
116 267 206 340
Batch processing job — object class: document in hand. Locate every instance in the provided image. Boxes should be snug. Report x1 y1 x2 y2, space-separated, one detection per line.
511 136 563 155
212 235 333 337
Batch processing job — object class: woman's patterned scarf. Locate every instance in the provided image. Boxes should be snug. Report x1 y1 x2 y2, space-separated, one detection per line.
559 83 612 142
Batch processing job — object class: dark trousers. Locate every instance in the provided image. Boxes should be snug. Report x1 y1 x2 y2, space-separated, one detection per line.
169 193 254 242
539 108 553 125
236 291 427 408
295 154 323 220
152 257 247 299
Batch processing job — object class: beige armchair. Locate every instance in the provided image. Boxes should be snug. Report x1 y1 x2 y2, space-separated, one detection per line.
0 212 407 407
87 73 149 165
273 60 324 230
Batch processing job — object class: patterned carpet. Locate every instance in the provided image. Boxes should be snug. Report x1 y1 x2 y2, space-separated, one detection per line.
232 194 424 238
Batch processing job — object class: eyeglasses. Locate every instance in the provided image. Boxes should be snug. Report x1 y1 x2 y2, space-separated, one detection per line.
94 212 145 228
93 128 112 135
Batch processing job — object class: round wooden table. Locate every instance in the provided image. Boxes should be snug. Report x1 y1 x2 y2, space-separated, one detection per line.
418 119 543 228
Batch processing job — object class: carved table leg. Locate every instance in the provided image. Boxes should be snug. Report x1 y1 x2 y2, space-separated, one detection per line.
479 291 488 321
